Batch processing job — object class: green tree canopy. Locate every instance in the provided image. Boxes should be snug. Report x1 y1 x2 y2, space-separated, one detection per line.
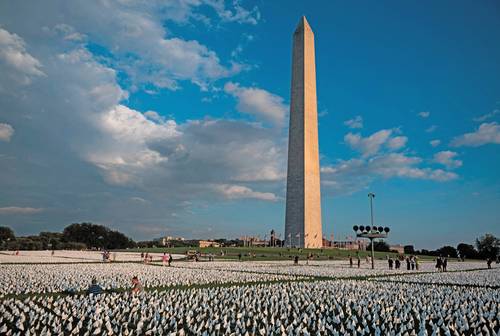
63 223 135 249
0 226 15 242
456 243 478 259
476 234 499 259
436 245 457 258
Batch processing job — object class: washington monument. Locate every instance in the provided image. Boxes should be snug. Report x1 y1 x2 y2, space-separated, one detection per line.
285 16 323 248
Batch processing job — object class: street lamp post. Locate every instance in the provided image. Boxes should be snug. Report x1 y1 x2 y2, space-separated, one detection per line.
352 193 391 269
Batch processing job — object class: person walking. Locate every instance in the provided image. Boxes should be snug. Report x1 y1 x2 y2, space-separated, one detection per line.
443 257 448 272
388 258 393 270
436 257 442 272
349 255 353 268
162 253 168 266
357 255 361 268
168 253 173 267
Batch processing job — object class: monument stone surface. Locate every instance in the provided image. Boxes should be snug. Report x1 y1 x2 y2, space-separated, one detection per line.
285 16 323 248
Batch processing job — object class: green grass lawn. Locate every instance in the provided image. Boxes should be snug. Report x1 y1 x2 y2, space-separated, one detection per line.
116 246 442 261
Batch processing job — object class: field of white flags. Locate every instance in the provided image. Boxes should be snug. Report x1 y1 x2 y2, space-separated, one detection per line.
170 259 492 278
0 250 183 264
378 267 500 288
0 251 499 335
1 279 499 335
0 263 303 296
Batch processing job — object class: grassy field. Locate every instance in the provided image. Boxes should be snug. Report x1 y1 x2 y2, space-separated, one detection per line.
116 246 440 261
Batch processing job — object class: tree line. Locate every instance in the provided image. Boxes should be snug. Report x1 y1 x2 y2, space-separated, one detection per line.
0 223 135 250
0 224 498 259
368 234 498 259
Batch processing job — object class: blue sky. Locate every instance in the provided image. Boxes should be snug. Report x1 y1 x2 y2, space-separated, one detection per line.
0 1 499 249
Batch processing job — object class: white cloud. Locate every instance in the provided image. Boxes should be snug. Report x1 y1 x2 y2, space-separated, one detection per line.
426 125 437 133
344 130 392 157
473 109 499 122
344 115 363 129
224 82 288 125
0 28 44 85
418 111 430 118
430 139 441 147
0 123 14 141
321 152 458 194
451 122 500 147
387 136 408 150
344 129 408 157
204 0 260 25
0 207 43 214
214 184 278 201
433 151 462 169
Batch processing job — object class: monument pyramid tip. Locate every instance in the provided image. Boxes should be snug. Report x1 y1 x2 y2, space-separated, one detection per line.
297 16 311 30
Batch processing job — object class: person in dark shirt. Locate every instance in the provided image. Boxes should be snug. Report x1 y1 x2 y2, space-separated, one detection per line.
87 279 103 295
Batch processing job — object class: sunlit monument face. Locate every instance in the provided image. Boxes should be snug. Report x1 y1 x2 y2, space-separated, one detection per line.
285 17 323 249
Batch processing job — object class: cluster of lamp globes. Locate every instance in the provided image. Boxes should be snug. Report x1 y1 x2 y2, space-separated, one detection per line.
352 225 390 234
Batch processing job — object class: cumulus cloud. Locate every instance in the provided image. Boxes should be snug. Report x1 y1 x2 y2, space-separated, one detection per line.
344 129 407 157
214 184 278 201
426 125 437 133
2 1 255 92
433 151 462 169
0 207 43 214
0 28 44 86
321 152 458 194
344 116 363 129
451 122 500 147
204 0 261 25
430 139 441 147
0 123 14 141
224 82 288 125
418 111 430 118
473 109 499 122
387 136 408 150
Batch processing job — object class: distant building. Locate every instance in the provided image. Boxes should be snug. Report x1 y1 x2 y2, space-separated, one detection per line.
154 236 185 246
390 244 405 254
199 240 221 248
329 240 367 251
240 236 267 247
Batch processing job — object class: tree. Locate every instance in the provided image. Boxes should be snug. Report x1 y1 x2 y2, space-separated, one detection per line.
404 245 415 254
456 243 479 259
0 226 15 242
367 240 390 252
436 245 457 258
63 223 135 249
476 234 499 259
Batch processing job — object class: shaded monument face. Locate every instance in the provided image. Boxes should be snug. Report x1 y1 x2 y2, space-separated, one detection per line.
285 16 323 249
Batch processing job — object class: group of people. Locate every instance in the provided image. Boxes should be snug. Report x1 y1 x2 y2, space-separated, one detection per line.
101 250 115 262
161 252 173 266
388 255 420 270
435 256 449 272
87 276 143 295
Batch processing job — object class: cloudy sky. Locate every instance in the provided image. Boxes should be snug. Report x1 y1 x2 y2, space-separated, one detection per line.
0 1 499 249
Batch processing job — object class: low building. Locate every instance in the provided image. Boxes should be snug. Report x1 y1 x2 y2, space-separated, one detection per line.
199 240 221 248
331 240 367 251
390 244 405 254
154 236 185 246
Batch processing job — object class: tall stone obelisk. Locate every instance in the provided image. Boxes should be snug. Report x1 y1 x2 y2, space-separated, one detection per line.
285 16 323 249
